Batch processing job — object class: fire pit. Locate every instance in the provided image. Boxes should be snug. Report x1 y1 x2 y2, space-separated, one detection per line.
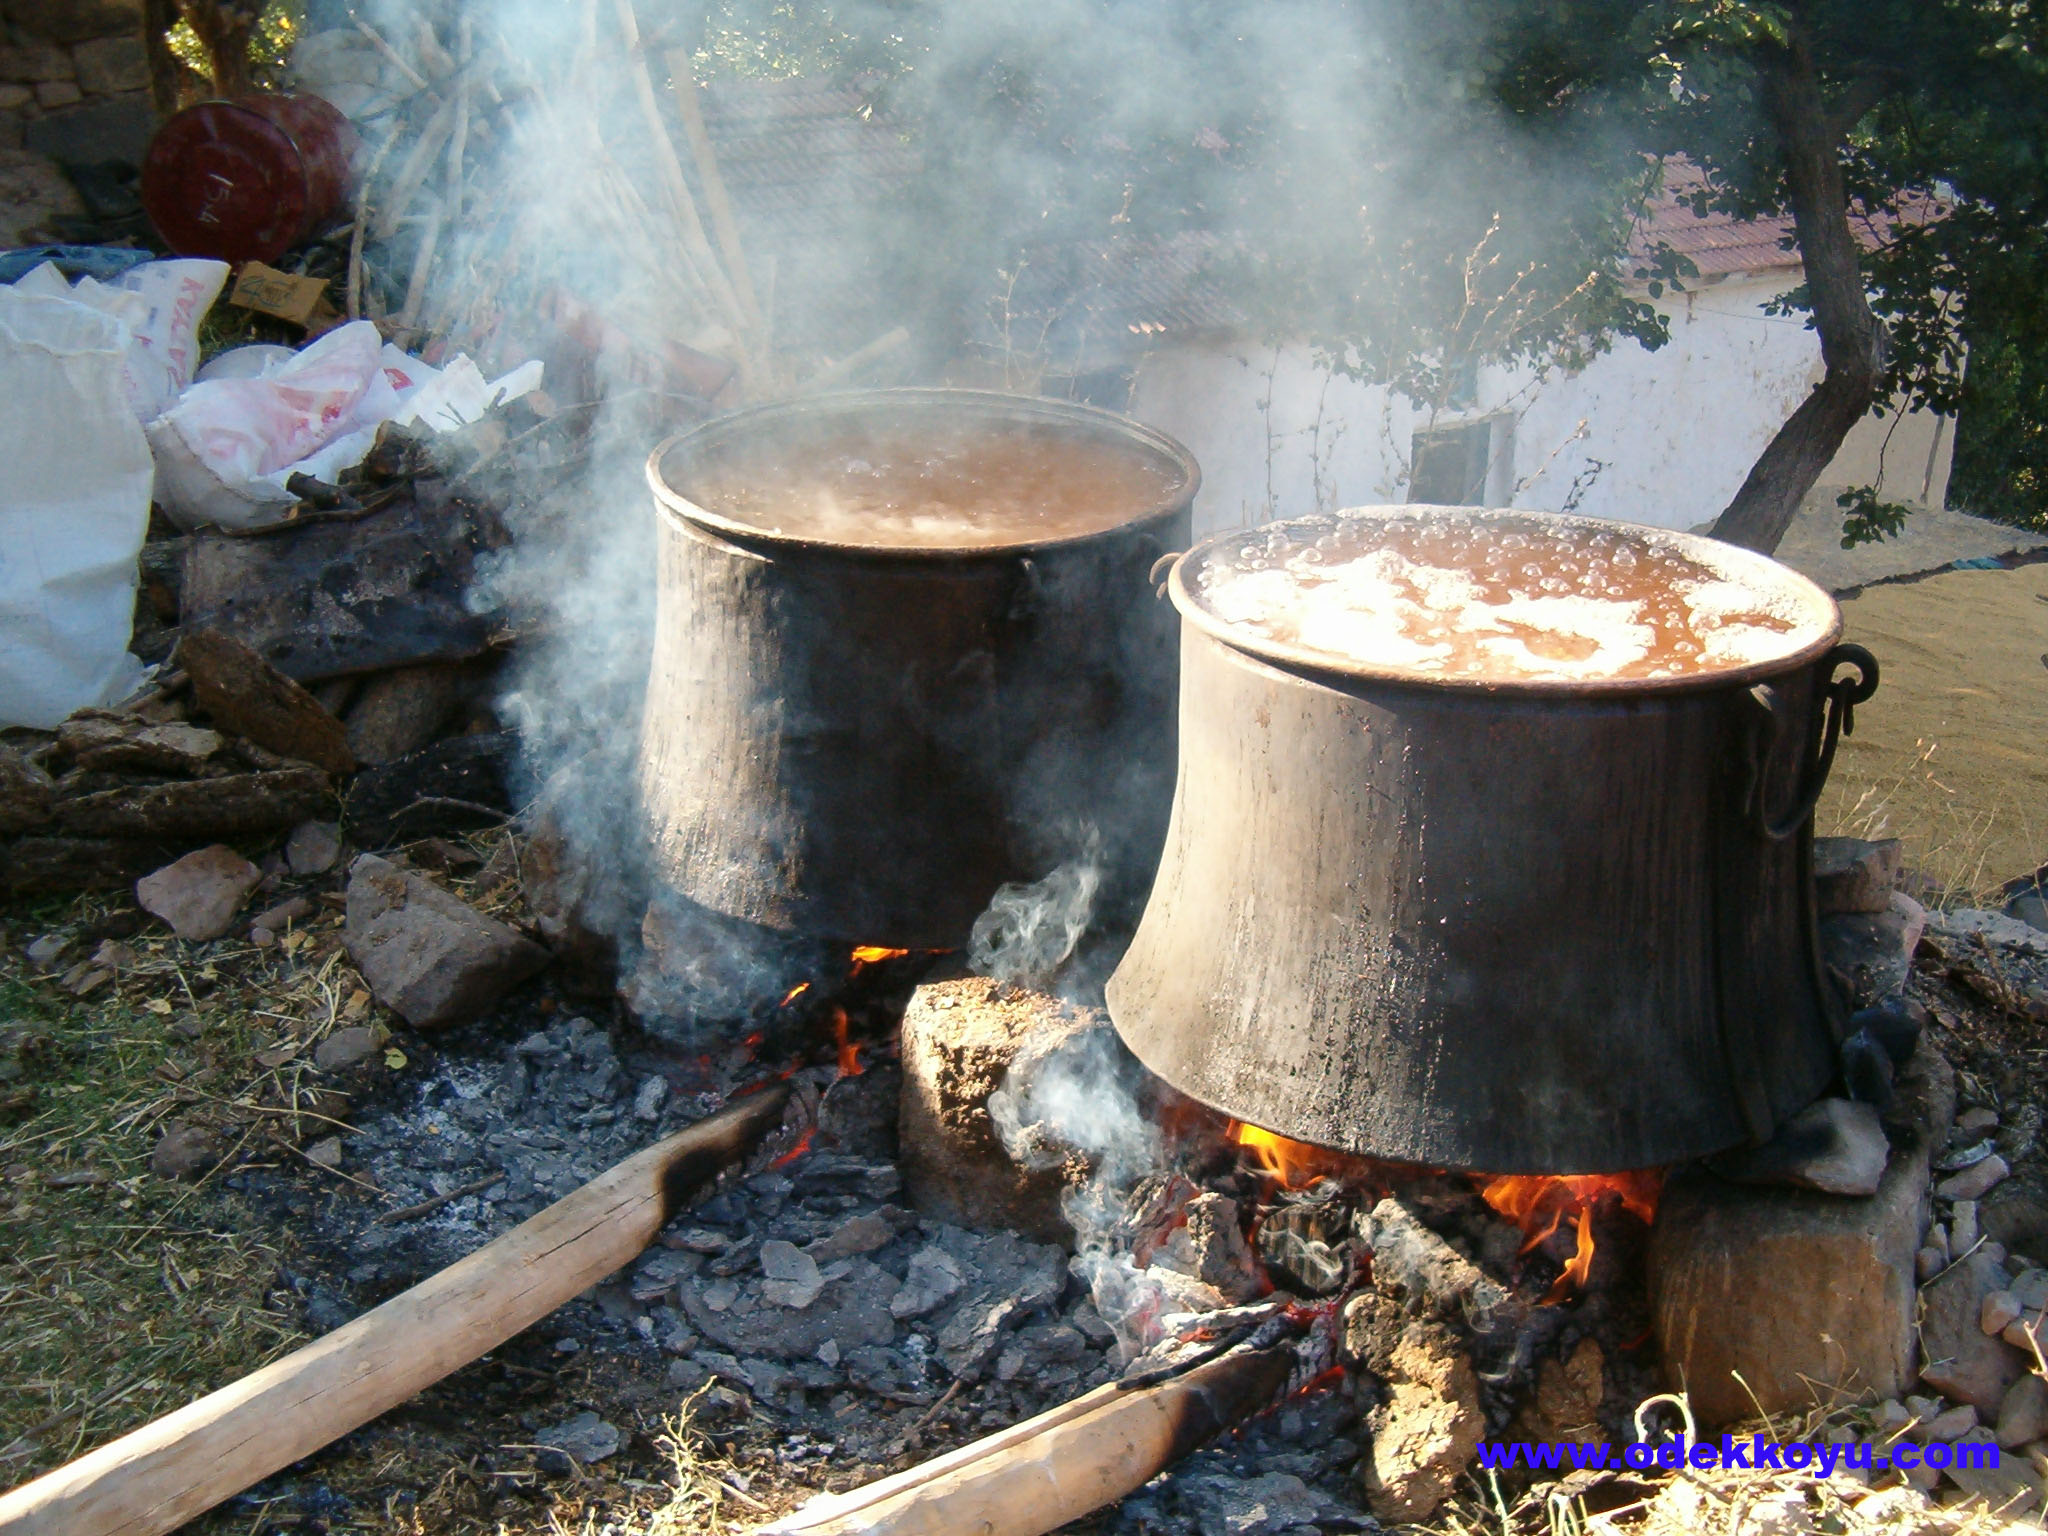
639 389 1198 950
1108 506 1880 1173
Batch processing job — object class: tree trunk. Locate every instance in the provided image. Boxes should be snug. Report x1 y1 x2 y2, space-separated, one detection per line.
1707 19 1890 554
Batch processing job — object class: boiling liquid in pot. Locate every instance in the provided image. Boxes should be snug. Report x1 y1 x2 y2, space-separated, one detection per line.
680 421 1187 549
1194 511 1827 682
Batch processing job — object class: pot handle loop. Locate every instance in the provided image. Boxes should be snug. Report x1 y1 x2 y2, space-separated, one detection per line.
1742 643 1880 842
1148 550 1183 599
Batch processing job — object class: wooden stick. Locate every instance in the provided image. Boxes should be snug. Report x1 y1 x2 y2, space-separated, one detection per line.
663 47 761 333
0 1086 790 1536
762 1345 1293 1536
804 326 912 393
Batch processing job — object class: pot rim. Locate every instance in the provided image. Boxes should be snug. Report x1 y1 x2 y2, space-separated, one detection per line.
646 387 1202 560
1169 504 1845 696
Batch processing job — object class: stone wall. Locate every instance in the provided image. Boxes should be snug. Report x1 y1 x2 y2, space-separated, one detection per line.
0 0 155 164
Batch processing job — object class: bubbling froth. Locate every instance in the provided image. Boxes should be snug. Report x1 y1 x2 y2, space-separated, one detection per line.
675 420 1187 549
1190 511 1828 683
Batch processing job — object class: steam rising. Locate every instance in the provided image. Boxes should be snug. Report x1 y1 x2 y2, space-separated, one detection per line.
967 833 1103 988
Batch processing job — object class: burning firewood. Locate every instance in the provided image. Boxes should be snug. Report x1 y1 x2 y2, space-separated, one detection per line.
0 1086 790 1536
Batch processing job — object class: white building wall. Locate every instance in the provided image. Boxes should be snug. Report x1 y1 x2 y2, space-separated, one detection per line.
1128 274 1951 544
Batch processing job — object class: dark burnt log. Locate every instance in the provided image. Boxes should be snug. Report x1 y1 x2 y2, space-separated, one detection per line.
50 769 334 843
343 733 515 849
2 837 179 897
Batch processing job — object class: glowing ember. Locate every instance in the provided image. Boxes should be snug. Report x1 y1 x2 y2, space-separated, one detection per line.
780 981 811 1007
833 1006 863 1077
1478 1171 1662 1303
850 945 910 967
770 1127 815 1168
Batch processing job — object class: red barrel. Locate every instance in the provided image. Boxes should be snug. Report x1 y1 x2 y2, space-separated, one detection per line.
142 94 359 265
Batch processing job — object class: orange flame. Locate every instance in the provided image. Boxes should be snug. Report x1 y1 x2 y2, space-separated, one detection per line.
850 945 909 967
1478 1171 1662 1303
780 981 811 1007
833 1006 863 1077
1229 1120 1356 1192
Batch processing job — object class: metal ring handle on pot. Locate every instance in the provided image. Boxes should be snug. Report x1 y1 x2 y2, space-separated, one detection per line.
1149 549 1184 600
1741 643 1880 842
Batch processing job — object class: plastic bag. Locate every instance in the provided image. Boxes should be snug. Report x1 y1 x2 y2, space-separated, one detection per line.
146 319 388 529
0 287 153 728
14 257 228 422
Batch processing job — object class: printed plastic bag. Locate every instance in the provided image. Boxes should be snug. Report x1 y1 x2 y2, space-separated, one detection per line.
13 257 228 422
146 319 387 529
0 287 153 728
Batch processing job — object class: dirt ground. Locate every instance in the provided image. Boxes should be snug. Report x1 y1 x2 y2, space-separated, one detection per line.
1820 557 2048 900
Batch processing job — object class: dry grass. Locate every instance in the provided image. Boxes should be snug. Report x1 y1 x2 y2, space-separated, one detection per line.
1821 736 2043 907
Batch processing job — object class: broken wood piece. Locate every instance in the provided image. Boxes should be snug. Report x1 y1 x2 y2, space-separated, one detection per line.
0 1084 790 1536
762 1344 1293 1536
177 630 354 775
664 47 761 334
805 326 912 393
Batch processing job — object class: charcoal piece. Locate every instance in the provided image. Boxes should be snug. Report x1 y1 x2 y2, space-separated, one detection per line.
51 769 334 842
1853 995 1930 1067
1257 1187 1356 1297
179 484 505 683
343 734 514 848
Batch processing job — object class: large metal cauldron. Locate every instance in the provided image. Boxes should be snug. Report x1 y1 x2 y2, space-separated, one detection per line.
1106 506 1878 1174
639 389 1199 949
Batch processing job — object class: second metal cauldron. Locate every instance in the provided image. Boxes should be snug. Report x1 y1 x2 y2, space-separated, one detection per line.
639 389 1199 950
1106 506 1878 1174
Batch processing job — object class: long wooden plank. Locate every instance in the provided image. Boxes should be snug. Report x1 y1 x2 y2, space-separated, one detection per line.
0 1085 790 1536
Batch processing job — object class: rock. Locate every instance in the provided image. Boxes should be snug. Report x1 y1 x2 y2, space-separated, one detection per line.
1513 1336 1605 1443
1953 1199 1982 1254
1820 892 1926 1007
534 1411 620 1470
1997 1374 2048 1448
1984 1291 2024 1336
23 934 67 969
1943 1426 2041 1515
344 854 550 1029
759 1240 828 1309
1855 996 1930 1067
178 631 354 776
4 0 145 45
313 1026 380 1072
1926 908 2048 957
1939 1156 2012 1203
2003 1314 2045 1351
1710 1097 1889 1196
1960 1106 2002 1137
897 972 1102 1243
1925 1403 1979 1441
0 742 53 835
1359 1324 1485 1523
136 845 263 941
1919 1249 2028 1412
1649 1144 1929 1427
1918 1245 1947 1282
0 146 82 247
1840 1027 1896 1107
250 896 315 934
285 820 343 876
514 757 640 990
1152 1193 1263 1303
2010 891 2048 932
1815 837 1903 914
632 1075 667 1122
304 1136 343 1170
342 733 513 849
71 35 147 95
890 1244 967 1320
937 1295 1026 1380
808 1211 897 1262
150 1122 221 1179
53 769 334 843
342 663 484 765
2012 1270 2048 1311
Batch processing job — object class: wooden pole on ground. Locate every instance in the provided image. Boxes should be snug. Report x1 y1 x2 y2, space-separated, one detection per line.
761 1344 1294 1536
0 1085 791 1536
